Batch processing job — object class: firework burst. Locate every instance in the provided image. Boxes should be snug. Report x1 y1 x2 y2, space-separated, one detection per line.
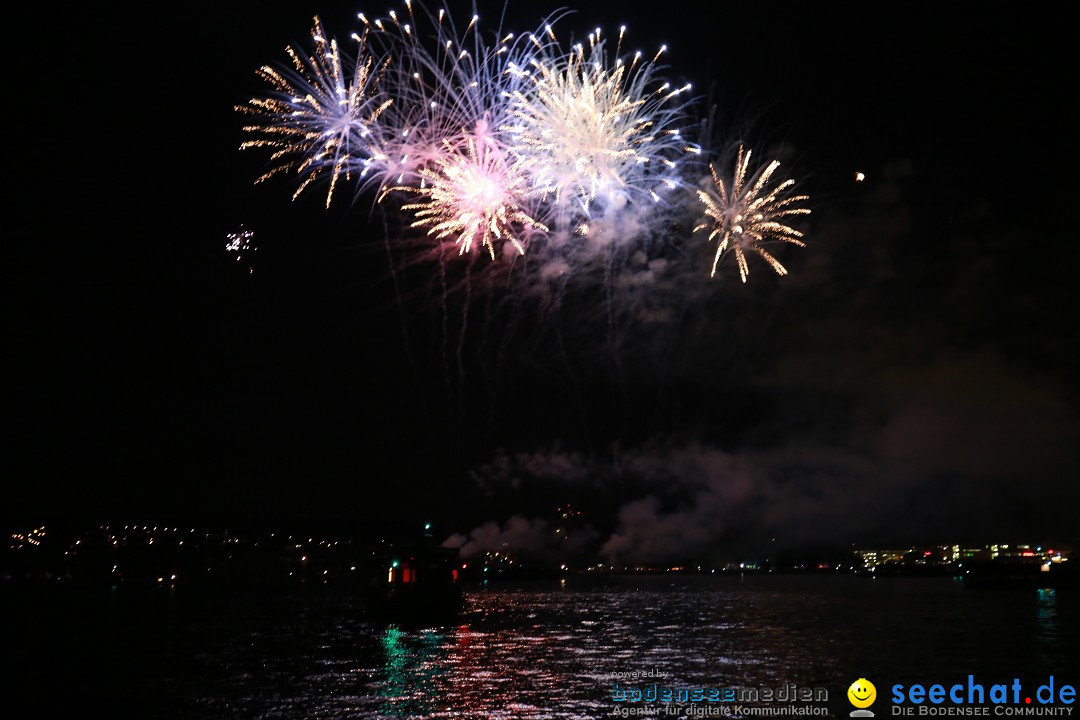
356 3 545 191
504 24 697 220
695 145 810 282
237 17 392 207
397 130 548 259
236 3 812 287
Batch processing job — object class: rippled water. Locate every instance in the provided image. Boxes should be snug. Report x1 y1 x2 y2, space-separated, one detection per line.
8 575 1078 718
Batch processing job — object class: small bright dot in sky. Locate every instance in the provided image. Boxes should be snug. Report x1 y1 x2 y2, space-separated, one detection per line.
855 171 866 182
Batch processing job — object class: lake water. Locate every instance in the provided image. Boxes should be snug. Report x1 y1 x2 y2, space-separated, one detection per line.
7 575 1078 718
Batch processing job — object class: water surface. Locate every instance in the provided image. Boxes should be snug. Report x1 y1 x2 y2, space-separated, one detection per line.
8 575 1077 718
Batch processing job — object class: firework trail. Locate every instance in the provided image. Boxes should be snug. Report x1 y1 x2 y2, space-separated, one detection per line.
695 145 810 282
355 5 552 440
236 17 392 207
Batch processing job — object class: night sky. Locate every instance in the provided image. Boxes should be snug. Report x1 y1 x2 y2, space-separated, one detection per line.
11 3 1079 561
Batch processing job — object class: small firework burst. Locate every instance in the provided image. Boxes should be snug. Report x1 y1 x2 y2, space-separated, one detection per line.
237 17 392 206
225 226 257 273
695 146 810 282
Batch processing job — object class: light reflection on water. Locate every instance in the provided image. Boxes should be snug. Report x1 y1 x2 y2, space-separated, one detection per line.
105 576 1080 718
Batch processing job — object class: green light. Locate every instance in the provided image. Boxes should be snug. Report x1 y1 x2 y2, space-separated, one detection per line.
424 523 432 530
391 560 399 568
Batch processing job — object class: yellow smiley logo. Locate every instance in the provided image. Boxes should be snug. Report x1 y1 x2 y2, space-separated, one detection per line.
848 679 877 708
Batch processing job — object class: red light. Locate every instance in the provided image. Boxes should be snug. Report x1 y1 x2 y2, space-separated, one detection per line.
1021 552 1036 557
924 551 932 557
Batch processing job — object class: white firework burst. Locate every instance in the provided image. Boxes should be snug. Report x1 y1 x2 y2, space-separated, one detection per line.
504 24 697 219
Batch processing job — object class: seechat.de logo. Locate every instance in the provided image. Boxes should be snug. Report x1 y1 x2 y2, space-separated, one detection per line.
849 679 878 718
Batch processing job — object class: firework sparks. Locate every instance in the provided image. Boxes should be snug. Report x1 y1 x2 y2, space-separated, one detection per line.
225 226 257 273
505 25 696 219
695 146 810 282
357 3 542 191
225 226 255 256
396 129 548 259
237 17 392 207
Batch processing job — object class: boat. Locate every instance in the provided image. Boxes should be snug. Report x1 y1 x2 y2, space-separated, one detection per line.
367 532 465 623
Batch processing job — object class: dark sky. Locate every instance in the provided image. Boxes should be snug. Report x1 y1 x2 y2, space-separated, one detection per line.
10 3 1079 559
